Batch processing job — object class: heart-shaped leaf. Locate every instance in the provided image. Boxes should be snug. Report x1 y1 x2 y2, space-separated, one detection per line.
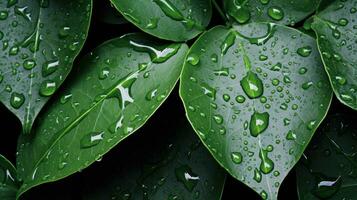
0 0 92 133
16 33 188 198
110 0 212 42
312 0 357 110
224 0 319 26
0 155 18 200
180 23 332 200
296 113 357 200
82 118 226 200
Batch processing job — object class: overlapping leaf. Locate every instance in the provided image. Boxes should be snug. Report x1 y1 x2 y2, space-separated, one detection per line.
110 0 212 41
297 113 357 200
0 155 18 200
224 0 319 25
0 0 92 133
180 23 332 200
16 33 188 198
83 118 226 200
312 0 357 109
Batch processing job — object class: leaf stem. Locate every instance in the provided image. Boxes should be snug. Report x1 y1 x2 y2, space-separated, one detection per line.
211 0 229 24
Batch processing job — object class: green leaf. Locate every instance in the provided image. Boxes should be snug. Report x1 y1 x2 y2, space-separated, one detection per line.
0 155 18 200
109 0 212 42
296 113 357 200
312 0 357 110
180 23 332 200
82 118 226 200
16 33 188 198
0 0 92 133
224 0 319 26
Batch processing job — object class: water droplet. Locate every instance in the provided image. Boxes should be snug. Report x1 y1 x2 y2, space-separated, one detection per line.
146 88 158 101
80 132 104 149
240 72 264 99
231 152 243 164
213 114 223 125
39 80 56 97
98 67 110 80
108 72 138 109
0 11 9 20
260 190 268 200
60 94 72 104
211 54 218 63
221 32 236 55
259 54 268 61
307 120 316 130
299 67 307 75
297 46 312 57
201 83 216 100
214 67 229 76
154 0 184 20
235 95 246 103
229 2 250 24
58 26 70 38
302 81 313 90
10 92 25 109
146 18 158 29
175 165 199 192
312 176 342 199
250 111 269 137
130 40 180 63
270 62 282 71
223 94 230 102
253 168 262 183
186 53 200 66
7 0 18 7
42 60 59 77
23 59 36 70
267 6 284 21
335 76 346 85
259 148 274 174
9 46 19 55
286 130 296 140
260 0 270 5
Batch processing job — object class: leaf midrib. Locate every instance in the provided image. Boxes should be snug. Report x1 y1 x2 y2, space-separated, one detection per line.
26 68 143 182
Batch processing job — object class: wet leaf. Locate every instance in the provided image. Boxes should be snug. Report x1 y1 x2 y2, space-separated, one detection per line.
110 0 212 41
82 118 226 200
224 0 319 26
0 0 92 133
296 113 357 200
180 23 332 200
0 155 18 200
16 33 188 198
312 0 357 110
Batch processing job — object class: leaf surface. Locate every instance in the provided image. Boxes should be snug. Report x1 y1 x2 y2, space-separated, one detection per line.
223 0 319 25
16 33 188 198
180 23 332 200
0 0 92 133
110 0 212 41
312 0 357 110
0 155 18 200
296 113 357 200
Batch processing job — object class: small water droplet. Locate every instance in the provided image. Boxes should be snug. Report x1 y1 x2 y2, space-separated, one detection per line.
267 6 284 21
23 59 36 70
39 80 56 97
80 132 104 149
297 46 312 57
175 165 199 192
250 111 269 137
253 168 262 183
231 152 243 164
240 72 264 99
186 53 200 66
10 92 25 109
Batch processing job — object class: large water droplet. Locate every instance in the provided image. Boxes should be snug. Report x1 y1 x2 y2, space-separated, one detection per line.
231 152 243 164
80 132 104 149
23 59 36 70
130 40 180 63
240 72 264 99
268 6 284 21
250 111 269 137
175 165 199 192
42 60 59 77
108 72 138 109
259 148 274 174
10 92 25 109
221 31 236 55
39 80 56 97
312 176 342 199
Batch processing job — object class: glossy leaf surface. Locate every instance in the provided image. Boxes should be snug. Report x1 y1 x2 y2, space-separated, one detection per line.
0 155 18 200
312 0 357 110
180 23 332 199
0 0 92 133
297 113 357 200
224 0 319 26
110 0 212 41
16 33 188 198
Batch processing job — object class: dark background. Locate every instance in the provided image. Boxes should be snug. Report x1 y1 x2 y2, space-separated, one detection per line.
0 1 349 199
